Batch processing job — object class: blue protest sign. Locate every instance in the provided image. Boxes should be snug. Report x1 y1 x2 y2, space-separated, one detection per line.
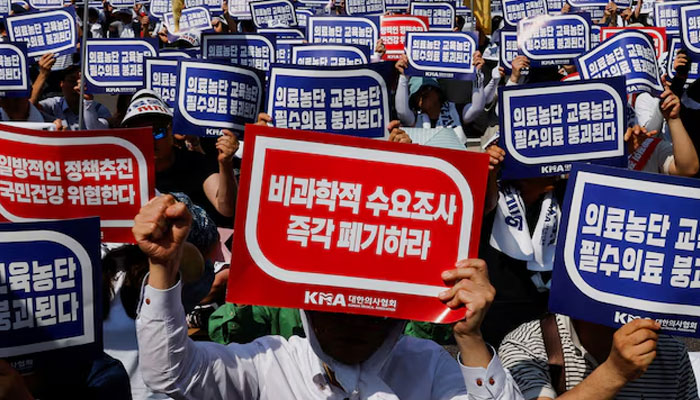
108 0 135 8
229 0 253 17
258 28 305 39
681 4 700 58
185 0 224 15
26 0 62 10
454 0 472 16
546 0 564 12
202 34 276 72
296 0 328 8
492 0 503 15
518 14 591 67
404 31 477 79
499 29 518 74
409 2 455 31
0 0 10 16
149 0 171 20
173 60 264 137
267 62 392 138
163 6 213 40
296 8 314 27
160 49 196 58
550 163 700 337
567 0 629 7
6 7 78 59
307 16 379 52
276 39 304 63
145 58 178 109
500 0 547 26
346 0 385 16
667 38 699 83
386 0 409 11
250 0 298 28
498 78 627 179
84 39 158 95
0 217 102 359
590 24 601 48
0 43 30 98
576 30 663 95
655 0 697 35
639 0 654 14
292 44 370 66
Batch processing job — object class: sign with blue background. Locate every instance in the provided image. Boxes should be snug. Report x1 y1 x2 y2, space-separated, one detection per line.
27 0 63 10
173 60 264 137
163 6 212 38
405 31 477 79
567 0 630 7
346 0 386 16
576 30 663 95
385 0 409 11
149 0 171 20
518 14 591 67
250 0 298 28
84 39 158 94
667 38 699 83
409 2 455 31
307 16 379 53
681 4 700 58
276 39 304 64
655 0 697 35
590 24 601 48
500 29 518 74
0 0 10 16
550 164 700 338
292 44 370 66
498 78 627 179
145 58 179 110
258 28 305 39
500 0 547 27
0 217 101 359
186 0 224 15
0 43 29 98
267 63 392 138
296 9 314 27
6 7 78 59
202 34 276 73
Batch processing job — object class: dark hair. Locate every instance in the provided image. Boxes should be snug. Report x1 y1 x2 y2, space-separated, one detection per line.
102 245 149 320
409 84 446 111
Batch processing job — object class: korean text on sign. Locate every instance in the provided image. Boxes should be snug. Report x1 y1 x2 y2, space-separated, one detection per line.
202 34 276 73
0 43 29 98
6 8 78 58
307 17 379 53
84 39 158 95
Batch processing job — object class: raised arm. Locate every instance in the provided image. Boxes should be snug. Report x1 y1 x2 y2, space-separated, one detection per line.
660 88 700 176
395 55 417 127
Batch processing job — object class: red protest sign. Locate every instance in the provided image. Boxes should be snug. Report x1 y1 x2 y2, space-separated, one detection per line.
601 27 667 59
380 15 429 60
227 124 489 323
0 124 155 243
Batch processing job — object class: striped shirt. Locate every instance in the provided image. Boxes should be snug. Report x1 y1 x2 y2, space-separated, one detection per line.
498 314 698 400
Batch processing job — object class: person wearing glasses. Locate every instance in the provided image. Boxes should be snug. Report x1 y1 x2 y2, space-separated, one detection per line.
121 90 239 224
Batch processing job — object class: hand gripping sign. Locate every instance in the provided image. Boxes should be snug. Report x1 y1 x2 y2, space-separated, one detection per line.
173 60 264 137
576 30 663 96
346 0 386 16
498 78 627 180
409 2 456 31
307 16 380 53
601 27 667 59
291 44 371 66
0 43 30 98
6 7 78 59
550 164 700 337
0 218 102 361
85 39 158 95
667 38 699 83
202 34 276 73
227 124 489 323
518 14 591 67
380 15 429 61
500 0 547 27
0 124 155 243
404 32 478 80
267 63 392 139
655 0 697 36
250 0 298 28
144 58 179 110
681 4 700 59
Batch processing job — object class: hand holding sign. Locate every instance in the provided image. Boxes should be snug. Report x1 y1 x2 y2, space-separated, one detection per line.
133 194 192 289
0 360 32 400
603 319 660 384
217 129 240 167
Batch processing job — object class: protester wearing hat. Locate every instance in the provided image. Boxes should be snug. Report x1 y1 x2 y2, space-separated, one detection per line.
394 51 498 145
121 90 238 227
30 56 112 130
132 194 525 399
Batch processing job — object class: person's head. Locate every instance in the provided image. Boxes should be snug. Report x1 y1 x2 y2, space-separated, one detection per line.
60 65 81 110
88 7 100 23
114 8 133 24
306 311 402 365
409 77 445 116
121 90 174 171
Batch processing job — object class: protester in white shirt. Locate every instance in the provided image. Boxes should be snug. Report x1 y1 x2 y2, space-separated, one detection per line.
133 195 525 400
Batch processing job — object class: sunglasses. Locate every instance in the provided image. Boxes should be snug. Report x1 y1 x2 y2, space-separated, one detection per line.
153 125 169 140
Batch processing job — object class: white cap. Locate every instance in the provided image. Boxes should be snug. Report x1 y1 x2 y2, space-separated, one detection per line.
121 90 173 127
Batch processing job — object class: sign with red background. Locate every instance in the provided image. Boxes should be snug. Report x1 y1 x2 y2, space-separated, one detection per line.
228 124 489 323
380 14 429 60
601 27 667 59
0 124 155 243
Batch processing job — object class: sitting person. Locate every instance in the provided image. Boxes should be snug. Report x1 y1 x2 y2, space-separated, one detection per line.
132 194 525 399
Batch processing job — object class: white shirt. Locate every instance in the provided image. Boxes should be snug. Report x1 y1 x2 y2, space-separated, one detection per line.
135 281 525 400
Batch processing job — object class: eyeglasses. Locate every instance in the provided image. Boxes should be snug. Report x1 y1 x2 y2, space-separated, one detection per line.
153 125 169 140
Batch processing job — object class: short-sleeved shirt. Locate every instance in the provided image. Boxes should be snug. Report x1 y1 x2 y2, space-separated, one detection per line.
498 314 698 400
